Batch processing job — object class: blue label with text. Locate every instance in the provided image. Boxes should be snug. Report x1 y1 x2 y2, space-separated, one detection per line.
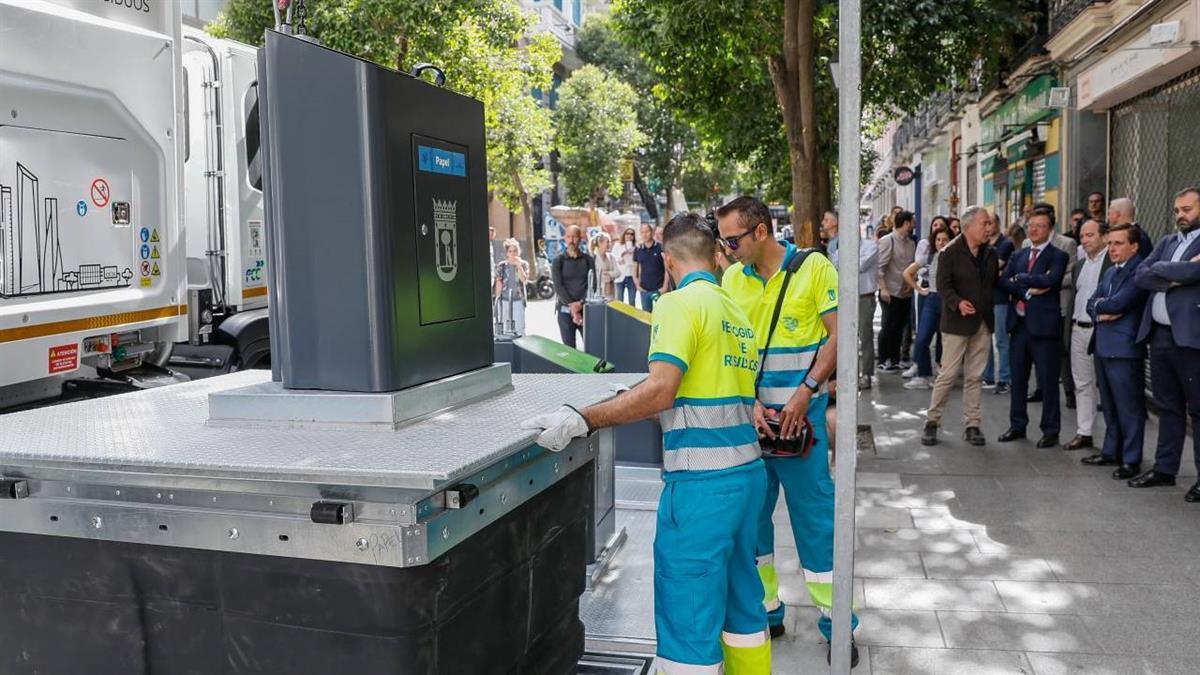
417 145 466 177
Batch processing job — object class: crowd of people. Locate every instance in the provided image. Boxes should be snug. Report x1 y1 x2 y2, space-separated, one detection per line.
853 189 1200 503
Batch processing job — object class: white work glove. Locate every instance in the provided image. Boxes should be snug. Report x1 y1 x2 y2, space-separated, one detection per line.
521 405 590 452
608 382 631 396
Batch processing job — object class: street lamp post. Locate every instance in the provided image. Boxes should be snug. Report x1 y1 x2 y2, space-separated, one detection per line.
832 0 861 672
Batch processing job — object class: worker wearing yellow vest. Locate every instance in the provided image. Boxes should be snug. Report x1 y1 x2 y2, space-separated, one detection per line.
717 196 861 667
524 212 771 674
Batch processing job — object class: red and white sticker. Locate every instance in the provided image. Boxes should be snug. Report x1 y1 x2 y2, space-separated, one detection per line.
90 178 110 208
49 343 80 374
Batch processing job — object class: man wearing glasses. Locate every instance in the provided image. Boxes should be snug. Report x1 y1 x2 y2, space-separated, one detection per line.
716 195 860 666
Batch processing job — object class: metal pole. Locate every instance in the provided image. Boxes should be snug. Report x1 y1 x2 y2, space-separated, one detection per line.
831 0 861 670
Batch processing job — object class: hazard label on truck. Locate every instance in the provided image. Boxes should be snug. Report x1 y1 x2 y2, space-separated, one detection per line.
49 344 79 374
91 178 111 208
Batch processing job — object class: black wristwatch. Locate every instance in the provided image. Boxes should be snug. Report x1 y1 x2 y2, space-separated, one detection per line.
803 376 820 393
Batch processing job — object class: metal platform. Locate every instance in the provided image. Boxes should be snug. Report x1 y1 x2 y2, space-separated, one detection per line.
0 369 639 490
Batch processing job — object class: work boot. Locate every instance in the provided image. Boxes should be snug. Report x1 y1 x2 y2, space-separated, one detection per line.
963 427 985 446
769 624 786 639
826 639 860 668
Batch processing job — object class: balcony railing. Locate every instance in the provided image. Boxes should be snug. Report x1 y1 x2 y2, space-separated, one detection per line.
890 89 962 159
1050 0 1108 36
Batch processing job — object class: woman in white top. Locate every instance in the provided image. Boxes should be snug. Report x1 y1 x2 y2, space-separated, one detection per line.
611 227 638 305
901 227 952 389
591 232 621 302
493 238 530 337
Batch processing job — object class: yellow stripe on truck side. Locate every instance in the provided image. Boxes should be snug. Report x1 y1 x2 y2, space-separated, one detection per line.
0 304 188 344
242 286 268 299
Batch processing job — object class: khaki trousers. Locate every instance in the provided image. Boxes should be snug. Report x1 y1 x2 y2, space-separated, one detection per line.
926 324 992 428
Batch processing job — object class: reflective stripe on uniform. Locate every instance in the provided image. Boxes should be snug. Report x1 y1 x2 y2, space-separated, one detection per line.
758 347 818 373
658 397 756 433
656 657 721 674
721 630 769 648
804 567 835 609
764 597 781 612
803 569 834 585
757 386 794 408
755 553 774 567
663 442 761 473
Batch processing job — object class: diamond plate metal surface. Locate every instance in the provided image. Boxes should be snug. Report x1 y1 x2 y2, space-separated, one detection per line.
0 371 643 490
582 508 658 642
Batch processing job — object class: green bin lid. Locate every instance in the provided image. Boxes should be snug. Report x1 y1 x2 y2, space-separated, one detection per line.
512 335 615 373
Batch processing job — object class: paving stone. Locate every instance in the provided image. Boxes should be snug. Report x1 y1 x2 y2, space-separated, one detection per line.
868 646 1032 675
937 610 1103 653
864 579 1005 612
854 609 945 648
1045 554 1196 585
856 505 915 529
922 552 1056 582
1080 612 1200 657
858 527 980 554
856 472 904 489
1026 652 1200 675
911 505 990 531
854 549 926 579
992 580 1198 617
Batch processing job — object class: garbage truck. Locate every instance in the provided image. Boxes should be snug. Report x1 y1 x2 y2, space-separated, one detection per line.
0 1 270 410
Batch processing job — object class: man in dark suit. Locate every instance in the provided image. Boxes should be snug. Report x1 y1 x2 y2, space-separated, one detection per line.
1129 187 1200 502
1081 224 1148 478
997 204 1070 447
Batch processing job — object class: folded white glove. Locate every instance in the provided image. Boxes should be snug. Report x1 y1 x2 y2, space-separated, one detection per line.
608 382 631 395
520 405 590 452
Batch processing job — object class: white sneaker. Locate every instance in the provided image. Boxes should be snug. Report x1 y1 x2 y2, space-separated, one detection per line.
904 376 932 390
901 364 919 378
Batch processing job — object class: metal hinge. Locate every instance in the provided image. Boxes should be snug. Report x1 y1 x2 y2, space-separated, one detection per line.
445 483 479 509
0 479 30 499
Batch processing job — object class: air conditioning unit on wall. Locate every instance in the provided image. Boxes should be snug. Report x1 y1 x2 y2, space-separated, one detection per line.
1046 87 1070 109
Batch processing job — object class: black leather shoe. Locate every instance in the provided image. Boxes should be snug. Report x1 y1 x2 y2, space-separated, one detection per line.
1065 392 1076 409
1112 464 1141 480
1062 435 1092 451
1185 482 1200 503
921 422 939 446
1081 453 1118 466
1127 470 1176 488
1036 434 1060 449
769 623 785 639
826 639 860 668
964 427 985 446
998 428 1026 442
1027 390 1043 403
994 383 1010 395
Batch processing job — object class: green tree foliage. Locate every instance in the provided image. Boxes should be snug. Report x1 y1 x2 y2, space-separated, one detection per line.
210 0 559 228
575 15 697 206
554 65 644 211
613 0 1030 242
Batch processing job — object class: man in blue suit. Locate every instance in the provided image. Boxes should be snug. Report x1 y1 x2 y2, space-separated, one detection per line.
1129 187 1200 502
997 204 1070 447
1081 224 1148 479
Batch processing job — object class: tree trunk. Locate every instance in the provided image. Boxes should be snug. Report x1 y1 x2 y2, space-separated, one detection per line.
768 0 821 247
512 170 537 270
815 154 833 220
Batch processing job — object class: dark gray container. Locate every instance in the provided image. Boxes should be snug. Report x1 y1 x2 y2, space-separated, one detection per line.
258 31 492 392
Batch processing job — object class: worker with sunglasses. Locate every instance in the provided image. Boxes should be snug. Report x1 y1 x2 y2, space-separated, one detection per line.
525 212 772 674
716 195 860 667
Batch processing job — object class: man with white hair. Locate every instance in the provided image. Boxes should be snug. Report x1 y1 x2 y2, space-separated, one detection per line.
922 206 999 447
1107 197 1155 257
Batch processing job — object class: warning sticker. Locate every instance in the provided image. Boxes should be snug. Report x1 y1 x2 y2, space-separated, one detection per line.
140 261 151 276
151 262 161 276
150 245 160 259
91 178 111 208
49 344 79 374
150 229 160 243
140 277 152 287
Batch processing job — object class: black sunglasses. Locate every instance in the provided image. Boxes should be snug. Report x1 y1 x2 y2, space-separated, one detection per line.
722 227 757 251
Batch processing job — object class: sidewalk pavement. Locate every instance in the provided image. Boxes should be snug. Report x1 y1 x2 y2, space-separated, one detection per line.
765 371 1200 674
530 300 1200 673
